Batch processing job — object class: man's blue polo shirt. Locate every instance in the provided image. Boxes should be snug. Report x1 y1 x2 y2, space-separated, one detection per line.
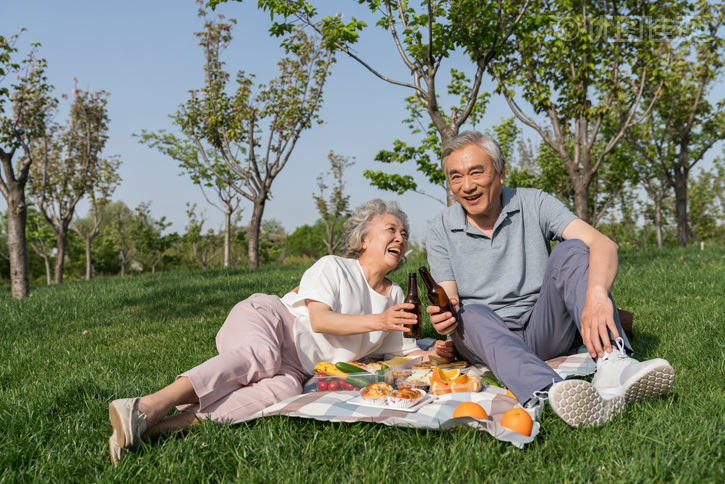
425 187 577 318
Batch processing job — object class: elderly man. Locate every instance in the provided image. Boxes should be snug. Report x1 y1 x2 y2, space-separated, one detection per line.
425 130 674 427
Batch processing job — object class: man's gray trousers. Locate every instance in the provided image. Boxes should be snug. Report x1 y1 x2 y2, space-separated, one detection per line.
452 239 633 403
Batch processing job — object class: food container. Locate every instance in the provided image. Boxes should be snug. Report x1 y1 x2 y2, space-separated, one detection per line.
429 375 482 396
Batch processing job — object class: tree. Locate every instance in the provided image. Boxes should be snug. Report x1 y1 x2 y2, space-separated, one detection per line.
25 204 55 285
688 158 725 245
313 151 353 255
624 141 674 248
211 0 533 205
106 201 140 278
628 1 725 246
258 218 286 264
184 202 221 269
29 85 112 283
135 130 242 268
70 154 121 280
0 33 55 298
286 220 329 259
490 0 676 223
175 8 334 268
135 202 174 273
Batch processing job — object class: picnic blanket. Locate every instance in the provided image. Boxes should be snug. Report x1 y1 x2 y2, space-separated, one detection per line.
234 350 596 448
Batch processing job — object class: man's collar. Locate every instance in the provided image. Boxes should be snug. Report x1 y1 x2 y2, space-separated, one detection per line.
448 187 520 232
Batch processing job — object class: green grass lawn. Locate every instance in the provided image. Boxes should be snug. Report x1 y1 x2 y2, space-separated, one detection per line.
1 249 724 483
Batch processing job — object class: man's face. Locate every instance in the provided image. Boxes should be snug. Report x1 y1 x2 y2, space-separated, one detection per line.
446 144 505 221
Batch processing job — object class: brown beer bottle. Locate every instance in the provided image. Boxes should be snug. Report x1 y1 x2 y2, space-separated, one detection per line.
418 266 461 324
403 273 422 339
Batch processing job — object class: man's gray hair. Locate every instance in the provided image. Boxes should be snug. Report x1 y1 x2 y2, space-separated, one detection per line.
441 130 505 175
344 198 409 269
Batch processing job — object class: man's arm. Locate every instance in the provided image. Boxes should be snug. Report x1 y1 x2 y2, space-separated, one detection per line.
426 280 461 336
561 218 620 359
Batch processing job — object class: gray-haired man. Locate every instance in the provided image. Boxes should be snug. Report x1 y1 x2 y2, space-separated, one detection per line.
425 130 674 427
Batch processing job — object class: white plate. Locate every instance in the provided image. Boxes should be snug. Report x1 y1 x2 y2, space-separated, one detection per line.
345 393 435 412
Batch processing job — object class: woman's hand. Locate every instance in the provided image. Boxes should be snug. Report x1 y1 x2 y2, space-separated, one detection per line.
431 339 456 361
375 303 419 332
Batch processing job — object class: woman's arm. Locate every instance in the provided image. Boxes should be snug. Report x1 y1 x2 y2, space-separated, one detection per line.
306 299 418 335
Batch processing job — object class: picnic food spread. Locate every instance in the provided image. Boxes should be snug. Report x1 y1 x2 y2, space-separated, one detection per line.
312 358 487 396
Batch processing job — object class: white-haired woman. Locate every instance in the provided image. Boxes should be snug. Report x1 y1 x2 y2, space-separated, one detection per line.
108 198 455 465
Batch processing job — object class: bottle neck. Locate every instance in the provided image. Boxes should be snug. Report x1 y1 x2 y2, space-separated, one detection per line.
407 273 418 296
418 267 435 289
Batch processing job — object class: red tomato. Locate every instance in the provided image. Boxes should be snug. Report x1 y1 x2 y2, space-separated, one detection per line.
317 380 329 391
328 380 340 391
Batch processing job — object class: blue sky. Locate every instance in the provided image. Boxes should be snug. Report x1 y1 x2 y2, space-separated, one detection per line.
2 1 723 243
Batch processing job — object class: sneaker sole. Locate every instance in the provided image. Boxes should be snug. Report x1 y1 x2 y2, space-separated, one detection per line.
623 361 675 403
109 400 130 448
109 431 126 466
549 379 626 428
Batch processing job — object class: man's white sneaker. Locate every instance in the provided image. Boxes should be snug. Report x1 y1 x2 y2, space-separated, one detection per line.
548 379 626 427
592 338 675 403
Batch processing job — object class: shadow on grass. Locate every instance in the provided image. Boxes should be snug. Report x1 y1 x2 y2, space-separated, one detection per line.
630 330 663 358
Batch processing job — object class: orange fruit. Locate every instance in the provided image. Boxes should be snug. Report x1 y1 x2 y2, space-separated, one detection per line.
500 408 533 436
449 375 483 393
505 390 516 399
452 374 469 384
430 367 460 385
430 381 452 395
453 401 488 419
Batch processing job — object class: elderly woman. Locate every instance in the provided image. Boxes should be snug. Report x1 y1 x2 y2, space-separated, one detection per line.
108 199 455 464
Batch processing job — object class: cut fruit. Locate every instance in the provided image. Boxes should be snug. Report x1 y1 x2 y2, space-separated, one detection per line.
449 375 482 393
450 378 481 393
430 381 452 395
430 367 461 385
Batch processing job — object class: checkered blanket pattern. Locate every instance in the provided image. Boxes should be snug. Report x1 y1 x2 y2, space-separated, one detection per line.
234 351 596 448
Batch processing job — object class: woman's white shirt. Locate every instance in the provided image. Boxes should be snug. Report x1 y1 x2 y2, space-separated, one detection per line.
280 255 419 374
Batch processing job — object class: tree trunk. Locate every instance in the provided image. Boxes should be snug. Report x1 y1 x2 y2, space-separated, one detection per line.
437 129 457 207
5 183 30 299
224 209 231 268
41 254 51 285
654 197 663 249
247 199 266 269
673 152 690 247
572 181 592 225
84 238 93 280
53 222 70 284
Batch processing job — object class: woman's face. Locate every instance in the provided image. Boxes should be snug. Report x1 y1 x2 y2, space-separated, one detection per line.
359 213 408 272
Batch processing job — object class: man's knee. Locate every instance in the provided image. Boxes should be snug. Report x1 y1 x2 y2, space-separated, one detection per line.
549 239 589 270
459 304 501 328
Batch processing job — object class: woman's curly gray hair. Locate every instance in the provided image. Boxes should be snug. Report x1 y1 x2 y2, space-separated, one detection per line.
343 198 410 269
